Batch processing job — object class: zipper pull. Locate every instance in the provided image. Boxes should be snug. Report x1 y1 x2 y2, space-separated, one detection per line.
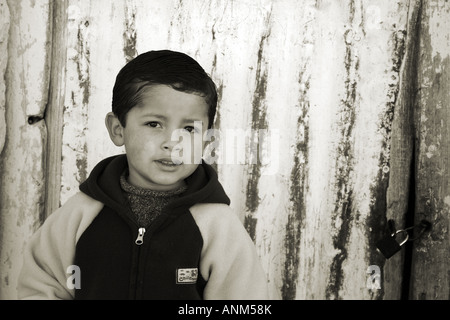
135 227 146 245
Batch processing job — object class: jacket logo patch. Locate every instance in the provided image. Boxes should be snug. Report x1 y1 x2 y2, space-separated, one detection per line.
176 268 198 284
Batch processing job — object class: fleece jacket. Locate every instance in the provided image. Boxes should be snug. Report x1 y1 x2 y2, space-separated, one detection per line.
18 154 270 300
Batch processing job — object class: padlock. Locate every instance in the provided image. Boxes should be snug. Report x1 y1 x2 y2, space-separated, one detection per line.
376 229 409 259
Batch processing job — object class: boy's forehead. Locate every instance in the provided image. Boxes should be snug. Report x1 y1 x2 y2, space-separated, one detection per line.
140 83 204 96
134 84 209 117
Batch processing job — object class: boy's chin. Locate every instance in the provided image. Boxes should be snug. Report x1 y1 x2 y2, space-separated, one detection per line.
152 169 196 188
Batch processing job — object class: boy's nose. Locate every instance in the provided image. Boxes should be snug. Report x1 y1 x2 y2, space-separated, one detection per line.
161 129 183 151
161 139 178 151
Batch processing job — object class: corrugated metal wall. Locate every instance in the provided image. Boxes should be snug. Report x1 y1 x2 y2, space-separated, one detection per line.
0 0 448 300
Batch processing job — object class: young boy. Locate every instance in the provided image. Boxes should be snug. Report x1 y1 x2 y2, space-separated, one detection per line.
18 50 270 300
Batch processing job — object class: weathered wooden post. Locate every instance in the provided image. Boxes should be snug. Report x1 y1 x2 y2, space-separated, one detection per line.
0 0 52 299
410 0 450 300
0 0 9 154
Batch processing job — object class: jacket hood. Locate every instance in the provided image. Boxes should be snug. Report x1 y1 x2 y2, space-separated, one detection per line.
79 154 230 216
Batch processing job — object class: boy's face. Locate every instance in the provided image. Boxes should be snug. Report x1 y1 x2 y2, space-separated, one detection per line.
106 85 209 191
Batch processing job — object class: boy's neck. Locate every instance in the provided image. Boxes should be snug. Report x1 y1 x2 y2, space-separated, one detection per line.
122 170 187 194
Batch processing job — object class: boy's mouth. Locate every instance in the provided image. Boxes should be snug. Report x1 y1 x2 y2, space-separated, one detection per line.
155 159 182 167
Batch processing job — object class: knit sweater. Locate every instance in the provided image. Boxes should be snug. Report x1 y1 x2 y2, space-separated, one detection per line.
119 171 187 227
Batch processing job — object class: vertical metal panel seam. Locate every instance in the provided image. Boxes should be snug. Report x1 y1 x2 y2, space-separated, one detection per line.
366 24 410 300
410 0 449 299
44 0 68 218
0 0 9 155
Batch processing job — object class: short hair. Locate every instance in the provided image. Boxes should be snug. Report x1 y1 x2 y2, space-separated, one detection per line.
112 50 217 128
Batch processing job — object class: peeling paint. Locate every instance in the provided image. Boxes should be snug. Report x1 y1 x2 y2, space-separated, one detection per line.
245 30 270 218
244 215 257 242
75 20 91 106
123 1 137 63
281 72 310 300
326 1 359 300
75 143 88 183
366 165 389 298
377 29 407 171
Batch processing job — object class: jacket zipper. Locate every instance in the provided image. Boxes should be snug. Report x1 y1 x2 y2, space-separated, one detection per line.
132 214 170 298
131 226 145 299
135 227 146 245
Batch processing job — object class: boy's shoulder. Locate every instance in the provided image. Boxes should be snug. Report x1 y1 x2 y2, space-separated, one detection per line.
189 203 234 220
42 192 104 241
54 192 103 218
189 203 245 235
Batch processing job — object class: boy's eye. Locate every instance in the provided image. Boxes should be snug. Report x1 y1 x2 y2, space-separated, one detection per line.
184 126 200 133
145 121 161 128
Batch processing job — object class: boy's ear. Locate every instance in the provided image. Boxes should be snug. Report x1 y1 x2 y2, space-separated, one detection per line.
105 112 125 146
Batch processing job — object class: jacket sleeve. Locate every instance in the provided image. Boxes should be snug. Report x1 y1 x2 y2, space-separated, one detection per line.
190 203 273 300
17 192 103 299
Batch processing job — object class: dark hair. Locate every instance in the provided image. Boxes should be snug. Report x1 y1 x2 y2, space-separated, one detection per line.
112 50 217 128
